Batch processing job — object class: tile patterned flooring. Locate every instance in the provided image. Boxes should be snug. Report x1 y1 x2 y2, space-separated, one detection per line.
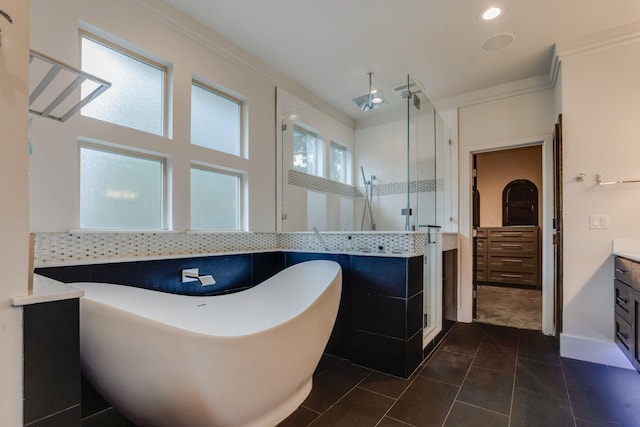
279 322 640 427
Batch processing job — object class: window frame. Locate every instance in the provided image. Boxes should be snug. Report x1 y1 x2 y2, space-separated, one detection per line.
77 141 168 231
189 163 244 231
79 30 169 136
190 80 244 157
293 125 321 176
329 141 348 184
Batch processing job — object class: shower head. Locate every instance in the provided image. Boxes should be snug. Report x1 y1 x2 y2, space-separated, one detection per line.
352 72 389 112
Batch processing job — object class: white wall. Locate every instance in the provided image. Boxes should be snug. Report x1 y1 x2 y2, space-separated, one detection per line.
439 108 459 233
558 37 640 364
0 1 30 424
29 0 276 232
458 89 556 334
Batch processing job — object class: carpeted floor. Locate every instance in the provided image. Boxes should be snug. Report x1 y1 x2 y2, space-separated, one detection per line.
475 284 542 330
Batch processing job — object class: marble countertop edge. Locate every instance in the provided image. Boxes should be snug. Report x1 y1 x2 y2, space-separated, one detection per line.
12 274 84 307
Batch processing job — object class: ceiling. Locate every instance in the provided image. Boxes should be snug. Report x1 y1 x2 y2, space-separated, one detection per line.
165 0 640 119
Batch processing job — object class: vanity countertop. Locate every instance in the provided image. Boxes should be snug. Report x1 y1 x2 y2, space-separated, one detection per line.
12 274 84 307
612 239 640 262
614 251 640 263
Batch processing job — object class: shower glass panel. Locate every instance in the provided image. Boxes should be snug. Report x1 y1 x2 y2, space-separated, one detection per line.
278 80 449 232
404 77 440 342
277 75 451 345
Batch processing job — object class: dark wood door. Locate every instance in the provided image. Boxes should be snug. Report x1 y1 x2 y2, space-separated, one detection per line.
503 179 538 226
553 114 564 338
472 154 479 319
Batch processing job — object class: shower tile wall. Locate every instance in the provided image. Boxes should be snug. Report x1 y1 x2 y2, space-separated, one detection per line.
286 168 442 232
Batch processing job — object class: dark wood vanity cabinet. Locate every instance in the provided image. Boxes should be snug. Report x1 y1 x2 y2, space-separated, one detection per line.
613 256 640 370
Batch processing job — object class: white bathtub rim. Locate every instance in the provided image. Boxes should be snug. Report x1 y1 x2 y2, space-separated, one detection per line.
74 260 341 338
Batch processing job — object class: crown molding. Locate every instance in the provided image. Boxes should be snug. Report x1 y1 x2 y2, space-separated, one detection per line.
130 0 355 129
129 0 324 104
433 74 553 111
551 20 640 86
555 20 640 60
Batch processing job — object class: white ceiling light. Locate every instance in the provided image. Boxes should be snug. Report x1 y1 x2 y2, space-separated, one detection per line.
481 6 502 20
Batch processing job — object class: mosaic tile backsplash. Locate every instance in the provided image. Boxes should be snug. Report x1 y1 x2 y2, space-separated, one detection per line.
34 231 427 266
287 169 444 197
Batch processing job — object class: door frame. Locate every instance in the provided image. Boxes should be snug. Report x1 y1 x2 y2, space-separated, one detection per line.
458 133 555 335
553 114 563 338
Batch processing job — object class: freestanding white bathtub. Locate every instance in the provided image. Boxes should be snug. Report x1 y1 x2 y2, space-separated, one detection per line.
73 260 342 427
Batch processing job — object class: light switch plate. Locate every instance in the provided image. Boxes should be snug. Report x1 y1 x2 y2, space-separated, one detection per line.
590 214 610 229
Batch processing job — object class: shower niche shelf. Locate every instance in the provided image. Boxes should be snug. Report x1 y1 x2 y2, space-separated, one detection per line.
29 49 111 122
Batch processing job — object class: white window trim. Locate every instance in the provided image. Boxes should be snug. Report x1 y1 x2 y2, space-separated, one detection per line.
77 141 169 231
293 125 323 177
189 163 246 232
329 141 348 184
80 30 169 137
191 80 244 158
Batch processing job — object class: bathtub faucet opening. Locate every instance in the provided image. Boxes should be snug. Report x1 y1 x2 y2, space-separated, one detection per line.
182 268 216 286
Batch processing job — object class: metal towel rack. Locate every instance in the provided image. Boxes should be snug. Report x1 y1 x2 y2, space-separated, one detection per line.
29 49 111 122
596 174 640 186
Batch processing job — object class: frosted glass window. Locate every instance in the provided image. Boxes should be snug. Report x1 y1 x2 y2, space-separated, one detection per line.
330 142 347 183
80 146 164 229
81 35 165 135
191 167 241 230
293 127 317 175
191 83 241 155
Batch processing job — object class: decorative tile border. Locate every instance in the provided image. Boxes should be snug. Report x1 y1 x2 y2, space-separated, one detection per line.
288 170 359 197
277 232 424 255
34 232 277 267
375 179 442 196
33 231 429 266
287 169 443 198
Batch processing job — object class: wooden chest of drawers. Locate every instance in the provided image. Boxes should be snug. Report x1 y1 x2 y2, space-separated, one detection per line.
476 226 540 288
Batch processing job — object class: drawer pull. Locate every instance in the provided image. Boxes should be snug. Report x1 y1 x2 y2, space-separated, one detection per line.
501 244 523 248
617 331 629 341
617 296 629 305
502 258 523 263
502 232 523 237
615 268 627 274
501 273 522 278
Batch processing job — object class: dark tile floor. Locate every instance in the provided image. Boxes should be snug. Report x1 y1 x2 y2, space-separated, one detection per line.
279 322 640 427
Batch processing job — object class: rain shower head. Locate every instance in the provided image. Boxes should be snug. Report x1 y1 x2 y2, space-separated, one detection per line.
352 72 389 112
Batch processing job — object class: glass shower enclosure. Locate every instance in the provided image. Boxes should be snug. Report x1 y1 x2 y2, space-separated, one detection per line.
277 74 452 347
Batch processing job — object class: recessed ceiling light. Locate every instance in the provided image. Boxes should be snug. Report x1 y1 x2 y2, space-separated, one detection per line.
481 6 502 20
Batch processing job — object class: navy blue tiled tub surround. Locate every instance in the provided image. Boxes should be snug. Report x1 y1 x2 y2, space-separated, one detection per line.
35 252 284 296
36 251 424 379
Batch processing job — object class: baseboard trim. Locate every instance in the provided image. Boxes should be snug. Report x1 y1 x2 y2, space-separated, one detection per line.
560 333 635 369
